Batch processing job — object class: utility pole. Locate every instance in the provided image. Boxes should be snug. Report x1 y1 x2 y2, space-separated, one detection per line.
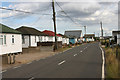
100 22 103 44
52 0 57 50
100 21 103 39
84 26 86 42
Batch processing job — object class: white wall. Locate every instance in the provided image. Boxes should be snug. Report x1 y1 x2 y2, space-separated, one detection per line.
22 35 39 48
62 38 69 45
62 38 66 44
66 38 69 45
22 35 29 48
0 33 22 55
30 35 38 47
75 38 78 43
117 34 120 45
57 37 62 42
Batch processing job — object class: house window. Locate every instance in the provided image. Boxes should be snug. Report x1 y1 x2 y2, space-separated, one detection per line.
22 36 25 44
49 37 53 41
39 36 42 42
35 36 36 43
12 35 14 44
44 36 46 41
0 35 3 45
4 35 6 44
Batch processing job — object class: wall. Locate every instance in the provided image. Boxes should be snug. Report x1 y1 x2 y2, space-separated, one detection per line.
22 35 39 48
66 38 69 45
57 37 62 42
62 38 69 45
117 34 120 45
30 35 38 47
22 35 29 48
0 33 22 55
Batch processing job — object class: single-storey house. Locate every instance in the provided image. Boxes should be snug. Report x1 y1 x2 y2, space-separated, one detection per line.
58 34 69 45
64 30 82 44
16 26 48 48
83 34 95 42
42 30 62 48
0 23 22 64
42 30 62 42
112 31 120 45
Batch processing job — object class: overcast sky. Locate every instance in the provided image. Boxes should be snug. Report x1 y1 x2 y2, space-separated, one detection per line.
0 0 119 36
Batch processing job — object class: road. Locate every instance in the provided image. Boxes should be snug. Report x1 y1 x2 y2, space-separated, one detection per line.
2 42 103 79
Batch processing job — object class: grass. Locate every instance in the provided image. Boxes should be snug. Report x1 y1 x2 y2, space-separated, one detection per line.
104 47 119 79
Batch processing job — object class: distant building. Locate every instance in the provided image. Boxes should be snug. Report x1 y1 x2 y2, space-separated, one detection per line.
64 30 82 44
43 30 62 42
58 34 69 45
16 26 48 48
83 34 95 42
112 31 120 45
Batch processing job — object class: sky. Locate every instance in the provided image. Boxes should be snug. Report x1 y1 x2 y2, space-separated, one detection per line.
0 0 119 36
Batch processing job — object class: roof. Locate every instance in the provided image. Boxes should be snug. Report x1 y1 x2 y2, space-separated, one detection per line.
112 31 120 34
64 30 82 38
0 23 21 34
84 34 95 38
16 26 48 36
58 33 69 38
42 30 62 37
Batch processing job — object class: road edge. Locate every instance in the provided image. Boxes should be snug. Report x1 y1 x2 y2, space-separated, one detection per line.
99 43 105 80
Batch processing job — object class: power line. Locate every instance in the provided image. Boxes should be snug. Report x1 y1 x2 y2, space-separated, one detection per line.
55 1 79 25
0 7 51 16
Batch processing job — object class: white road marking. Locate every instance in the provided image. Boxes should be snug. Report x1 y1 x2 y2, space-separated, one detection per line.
1 70 7 73
80 51 83 52
29 77 34 80
74 54 77 56
99 45 105 80
13 66 21 69
27 62 32 64
58 60 66 65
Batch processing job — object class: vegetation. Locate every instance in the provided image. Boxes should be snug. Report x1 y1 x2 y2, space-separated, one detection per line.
104 47 120 79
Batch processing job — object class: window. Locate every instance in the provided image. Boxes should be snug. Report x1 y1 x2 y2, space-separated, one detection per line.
35 36 36 43
49 37 53 41
22 36 25 44
39 36 42 42
44 36 46 41
0 35 6 45
4 35 6 44
12 35 14 44
0 35 3 45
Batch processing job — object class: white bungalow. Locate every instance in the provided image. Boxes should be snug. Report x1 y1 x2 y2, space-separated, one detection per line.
58 34 69 45
42 30 62 42
16 26 48 48
112 31 120 45
0 23 22 64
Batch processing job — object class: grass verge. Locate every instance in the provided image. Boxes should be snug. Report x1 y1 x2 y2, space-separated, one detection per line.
104 47 119 79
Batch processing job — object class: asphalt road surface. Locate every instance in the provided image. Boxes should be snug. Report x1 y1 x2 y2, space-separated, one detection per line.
2 42 103 79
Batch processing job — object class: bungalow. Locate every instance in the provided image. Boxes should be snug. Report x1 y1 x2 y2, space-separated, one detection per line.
83 34 95 42
16 26 48 48
58 34 69 46
64 30 82 44
112 31 120 45
0 23 22 64
42 30 62 48
42 30 62 42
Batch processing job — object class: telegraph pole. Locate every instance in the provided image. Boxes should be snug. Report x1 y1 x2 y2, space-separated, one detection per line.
100 21 103 39
100 22 103 43
84 26 86 42
52 0 57 50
